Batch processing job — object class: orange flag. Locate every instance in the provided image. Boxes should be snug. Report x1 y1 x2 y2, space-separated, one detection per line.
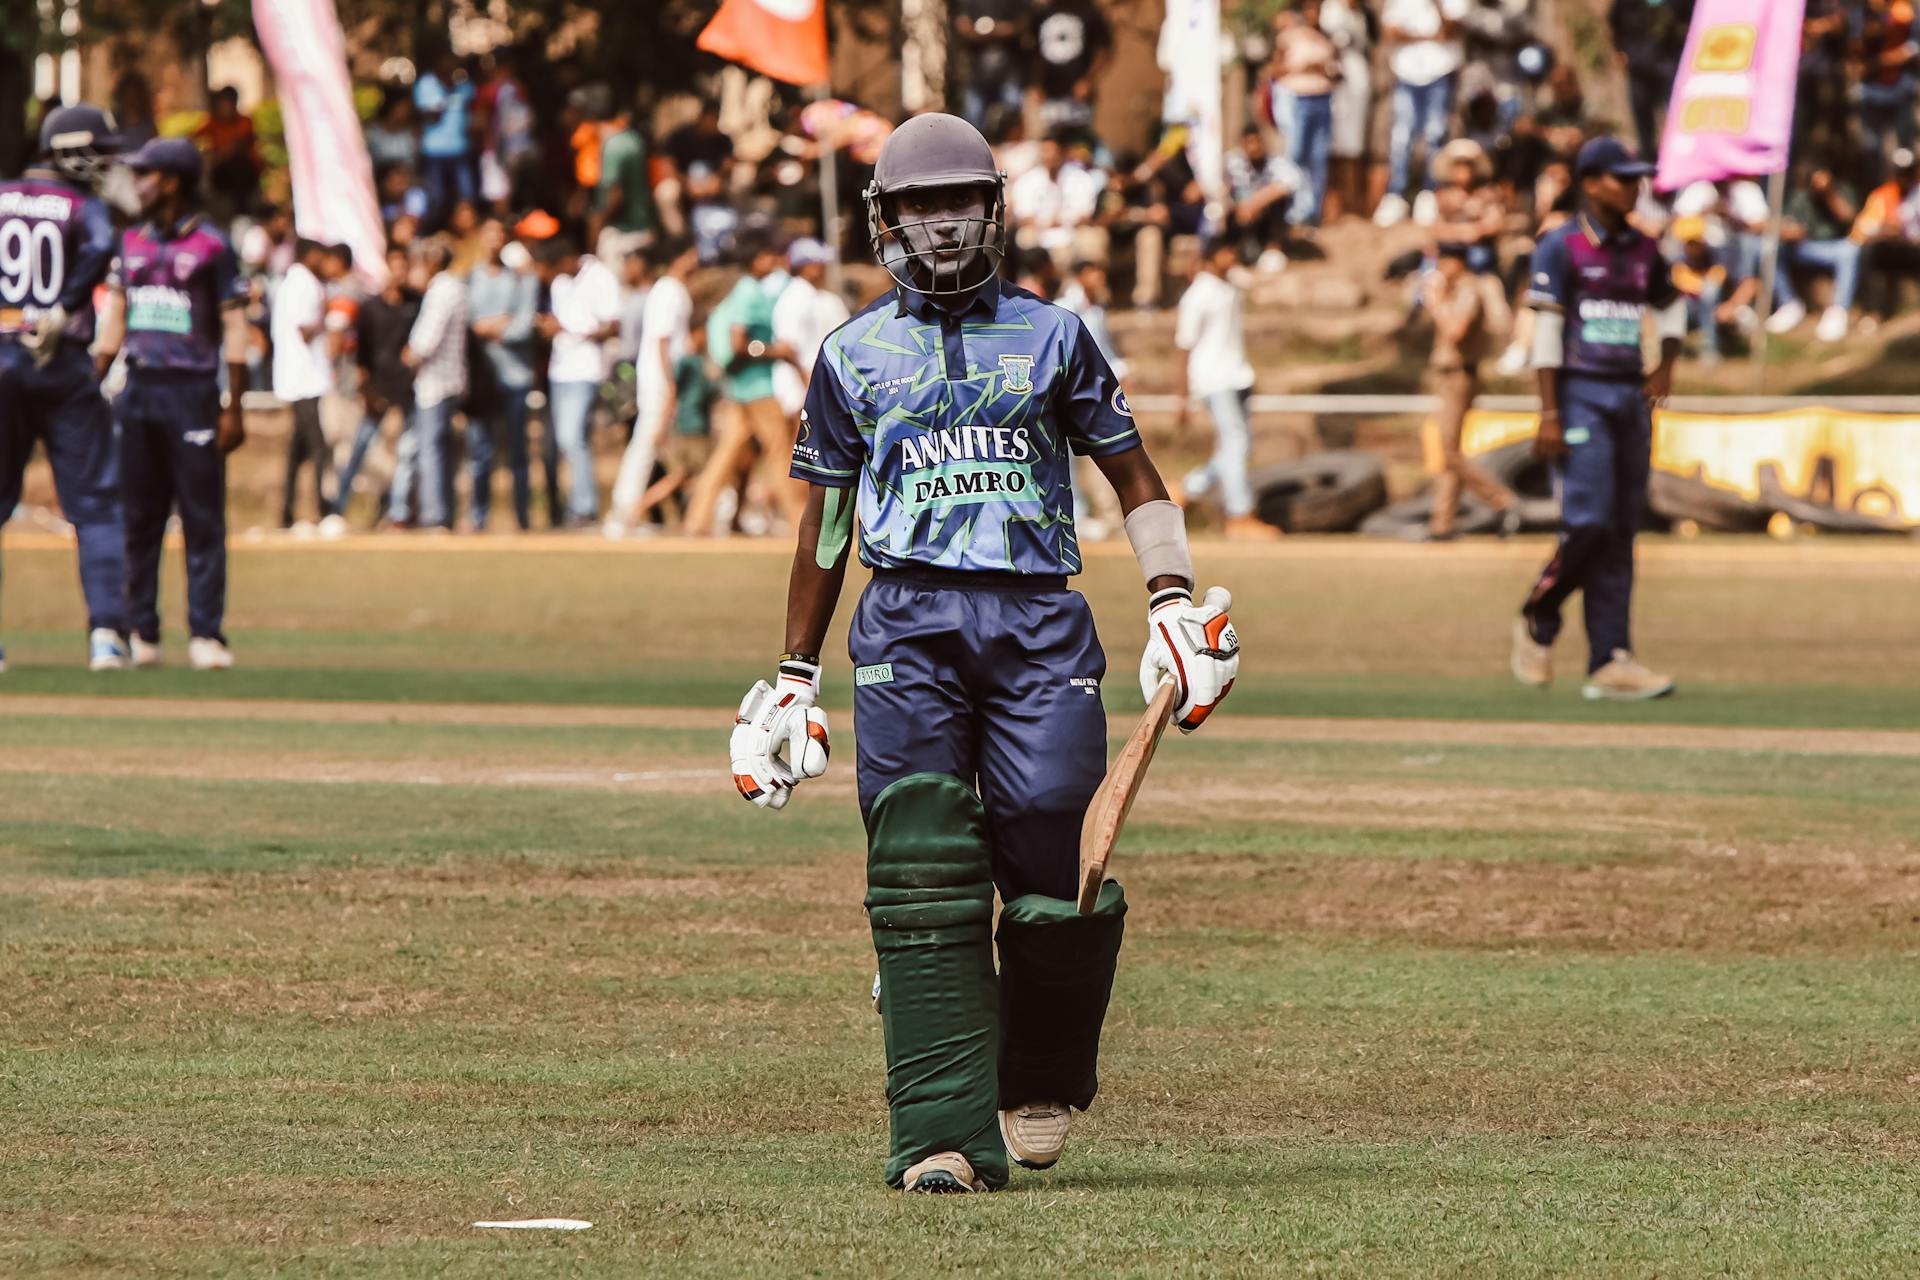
697 0 829 86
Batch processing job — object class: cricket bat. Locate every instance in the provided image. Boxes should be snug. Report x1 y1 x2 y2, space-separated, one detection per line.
1077 677 1178 913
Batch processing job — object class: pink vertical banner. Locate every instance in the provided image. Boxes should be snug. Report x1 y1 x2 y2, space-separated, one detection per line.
252 0 387 287
1654 0 1806 191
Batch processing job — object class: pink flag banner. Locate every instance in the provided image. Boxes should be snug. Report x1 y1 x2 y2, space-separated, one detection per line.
252 0 386 287
1654 0 1805 191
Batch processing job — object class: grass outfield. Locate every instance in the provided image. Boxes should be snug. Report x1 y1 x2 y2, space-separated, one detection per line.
3 538 1920 1276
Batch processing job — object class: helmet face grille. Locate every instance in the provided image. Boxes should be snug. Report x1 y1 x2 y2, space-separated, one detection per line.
864 180 1008 298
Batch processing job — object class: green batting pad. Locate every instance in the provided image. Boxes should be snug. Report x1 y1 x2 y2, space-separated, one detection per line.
865 772 1008 1190
996 881 1127 1112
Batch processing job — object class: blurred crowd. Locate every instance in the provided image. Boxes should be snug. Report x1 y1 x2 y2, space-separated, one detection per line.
111 0 1920 536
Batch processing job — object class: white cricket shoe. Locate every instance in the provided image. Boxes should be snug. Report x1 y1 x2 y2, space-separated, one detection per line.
1583 650 1675 701
88 629 130 671
188 637 235 671
999 1101 1071 1170
318 513 349 540
901 1151 987 1194
1256 246 1288 274
1510 616 1552 689
1816 305 1849 343
130 636 164 668
1373 193 1410 228
1765 299 1806 334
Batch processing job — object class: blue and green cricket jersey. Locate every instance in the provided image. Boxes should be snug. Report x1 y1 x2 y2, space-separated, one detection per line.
790 278 1140 575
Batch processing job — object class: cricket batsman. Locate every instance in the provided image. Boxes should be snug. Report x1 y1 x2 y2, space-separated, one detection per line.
95 138 249 671
728 114 1241 1193
0 105 134 673
1511 136 1678 701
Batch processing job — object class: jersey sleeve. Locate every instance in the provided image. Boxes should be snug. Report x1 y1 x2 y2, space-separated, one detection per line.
1057 311 1141 457
1524 227 1570 312
213 237 245 307
790 336 864 488
1646 247 1679 310
63 198 118 311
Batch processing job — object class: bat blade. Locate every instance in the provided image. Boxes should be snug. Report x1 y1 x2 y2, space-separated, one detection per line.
1077 678 1178 914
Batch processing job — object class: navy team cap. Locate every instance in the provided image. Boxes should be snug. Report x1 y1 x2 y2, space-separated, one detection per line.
1575 136 1656 181
126 137 204 178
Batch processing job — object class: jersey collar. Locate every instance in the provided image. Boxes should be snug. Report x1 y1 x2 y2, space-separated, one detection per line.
897 273 1001 323
1577 211 1639 249
142 212 203 242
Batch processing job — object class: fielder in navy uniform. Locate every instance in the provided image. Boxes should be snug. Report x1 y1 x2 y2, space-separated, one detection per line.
97 138 249 671
0 105 132 673
728 114 1243 1193
1511 137 1680 701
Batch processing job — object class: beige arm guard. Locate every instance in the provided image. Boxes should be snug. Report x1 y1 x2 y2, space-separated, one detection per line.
1124 499 1195 590
1530 310 1565 370
222 302 252 365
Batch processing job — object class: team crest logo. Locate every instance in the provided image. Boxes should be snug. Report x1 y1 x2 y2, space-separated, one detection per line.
1112 387 1132 417
173 253 197 281
999 354 1033 394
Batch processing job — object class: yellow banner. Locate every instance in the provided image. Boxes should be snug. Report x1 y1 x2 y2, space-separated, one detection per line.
1424 407 1920 525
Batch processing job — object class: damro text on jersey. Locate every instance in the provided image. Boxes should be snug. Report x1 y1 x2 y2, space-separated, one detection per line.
0 191 73 220
898 425 1034 472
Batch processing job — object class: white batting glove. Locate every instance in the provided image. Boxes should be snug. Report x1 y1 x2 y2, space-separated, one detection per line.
729 657 830 810
21 303 67 369
1140 585 1240 733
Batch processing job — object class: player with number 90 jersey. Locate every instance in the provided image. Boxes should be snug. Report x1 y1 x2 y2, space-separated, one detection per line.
0 175 116 344
792 276 1139 576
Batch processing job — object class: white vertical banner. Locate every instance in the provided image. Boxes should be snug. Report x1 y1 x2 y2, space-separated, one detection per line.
252 0 387 287
1158 0 1226 203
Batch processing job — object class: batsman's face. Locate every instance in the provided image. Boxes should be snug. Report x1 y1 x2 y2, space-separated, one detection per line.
894 185 991 284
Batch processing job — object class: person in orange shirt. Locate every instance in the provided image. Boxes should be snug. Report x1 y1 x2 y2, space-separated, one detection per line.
195 87 260 218
1859 0 1919 186
1670 216 1755 367
1851 147 1920 324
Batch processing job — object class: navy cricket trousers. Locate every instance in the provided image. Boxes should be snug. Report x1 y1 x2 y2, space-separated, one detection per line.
1524 374 1651 672
0 342 127 633
119 370 228 643
850 568 1110 903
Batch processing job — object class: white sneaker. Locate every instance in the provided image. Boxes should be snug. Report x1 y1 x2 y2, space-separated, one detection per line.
1732 305 1759 336
1510 616 1552 688
1765 299 1806 334
1256 246 1288 274
999 1102 1071 1170
88 628 130 671
1411 189 1439 226
188 637 235 671
601 517 630 540
1494 342 1529 378
317 513 349 540
1816 305 1849 343
1582 650 1675 701
130 636 164 668
1373 193 1410 228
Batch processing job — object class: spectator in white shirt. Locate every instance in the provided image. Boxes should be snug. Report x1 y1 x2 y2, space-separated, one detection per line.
533 236 623 527
1175 237 1277 541
399 237 468 530
270 239 346 528
1008 132 1106 270
1375 0 1469 228
770 237 850 423
607 237 699 535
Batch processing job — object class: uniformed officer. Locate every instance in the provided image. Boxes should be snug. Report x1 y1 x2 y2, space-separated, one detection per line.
99 137 249 671
727 114 1243 1193
0 105 132 673
1511 136 1680 701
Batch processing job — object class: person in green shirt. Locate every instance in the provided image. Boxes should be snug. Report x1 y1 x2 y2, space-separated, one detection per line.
636 322 719 528
683 232 802 534
1772 166 1861 343
590 105 657 264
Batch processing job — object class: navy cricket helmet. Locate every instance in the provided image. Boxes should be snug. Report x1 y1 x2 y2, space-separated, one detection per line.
863 112 1007 298
38 104 123 186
